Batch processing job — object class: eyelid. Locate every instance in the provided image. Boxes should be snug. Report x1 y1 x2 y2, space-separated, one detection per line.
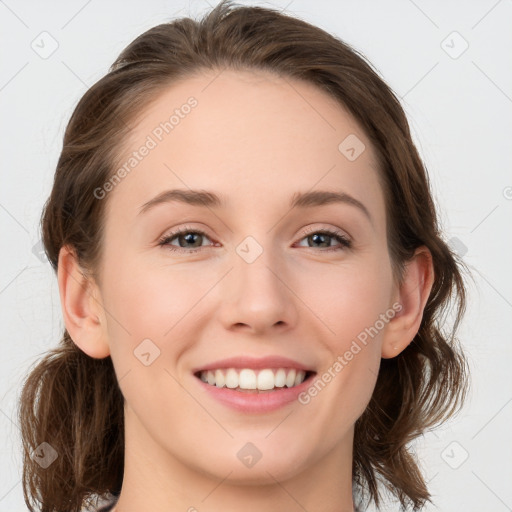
158 223 210 240
301 224 350 239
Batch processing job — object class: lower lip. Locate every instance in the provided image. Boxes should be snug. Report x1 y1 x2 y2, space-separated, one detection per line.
195 373 316 413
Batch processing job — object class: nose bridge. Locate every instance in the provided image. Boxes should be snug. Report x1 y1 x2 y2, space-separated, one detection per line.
218 231 297 332
234 232 285 302
243 243 278 286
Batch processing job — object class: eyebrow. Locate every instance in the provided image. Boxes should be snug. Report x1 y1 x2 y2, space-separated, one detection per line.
139 188 372 224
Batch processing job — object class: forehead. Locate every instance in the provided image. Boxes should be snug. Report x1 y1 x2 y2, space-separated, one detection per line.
108 68 385 227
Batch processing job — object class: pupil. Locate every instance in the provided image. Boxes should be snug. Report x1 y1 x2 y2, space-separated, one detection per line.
311 233 328 247
182 233 201 247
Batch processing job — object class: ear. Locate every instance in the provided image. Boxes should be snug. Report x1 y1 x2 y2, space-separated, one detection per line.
57 245 111 358
381 246 435 359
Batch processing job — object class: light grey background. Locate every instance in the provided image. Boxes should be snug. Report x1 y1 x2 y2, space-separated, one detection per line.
1 1 511 511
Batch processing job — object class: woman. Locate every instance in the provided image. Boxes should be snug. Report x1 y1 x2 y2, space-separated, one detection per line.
18 1 470 511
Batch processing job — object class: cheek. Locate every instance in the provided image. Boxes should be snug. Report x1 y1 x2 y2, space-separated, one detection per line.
99 258 209 422
298 328 382 447
296 263 392 421
101 254 207 340
296 259 393 347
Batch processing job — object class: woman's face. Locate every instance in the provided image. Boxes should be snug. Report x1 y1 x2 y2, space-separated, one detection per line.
95 69 399 484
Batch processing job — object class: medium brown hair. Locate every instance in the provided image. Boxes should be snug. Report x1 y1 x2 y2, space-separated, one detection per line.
18 1 470 510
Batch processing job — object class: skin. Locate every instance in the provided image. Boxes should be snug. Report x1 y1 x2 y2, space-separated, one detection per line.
58 69 434 512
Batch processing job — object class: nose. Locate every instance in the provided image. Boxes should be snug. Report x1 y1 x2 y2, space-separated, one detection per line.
216 242 299 335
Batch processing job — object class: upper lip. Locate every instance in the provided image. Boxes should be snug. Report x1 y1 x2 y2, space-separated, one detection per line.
192 356 316 373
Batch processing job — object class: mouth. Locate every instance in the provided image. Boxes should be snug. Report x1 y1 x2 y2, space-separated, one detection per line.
193 367 316 393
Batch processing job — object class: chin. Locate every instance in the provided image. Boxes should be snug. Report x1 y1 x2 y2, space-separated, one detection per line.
188 439 315 486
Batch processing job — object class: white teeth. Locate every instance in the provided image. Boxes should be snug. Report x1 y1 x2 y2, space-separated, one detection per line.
274 368 286 387
239 369 257 389
285 369 296 388
214 369 225 388
257 369 275 390
198 367 309 390
295 370 305 386
225 368 238 389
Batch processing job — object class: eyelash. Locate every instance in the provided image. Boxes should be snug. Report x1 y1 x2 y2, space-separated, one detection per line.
157 225 352 254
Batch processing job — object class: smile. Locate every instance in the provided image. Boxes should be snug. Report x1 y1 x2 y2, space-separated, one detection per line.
195 368 314 392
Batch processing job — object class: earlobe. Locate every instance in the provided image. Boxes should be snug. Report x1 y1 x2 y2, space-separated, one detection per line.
57 246 111 359
381 246 435 359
